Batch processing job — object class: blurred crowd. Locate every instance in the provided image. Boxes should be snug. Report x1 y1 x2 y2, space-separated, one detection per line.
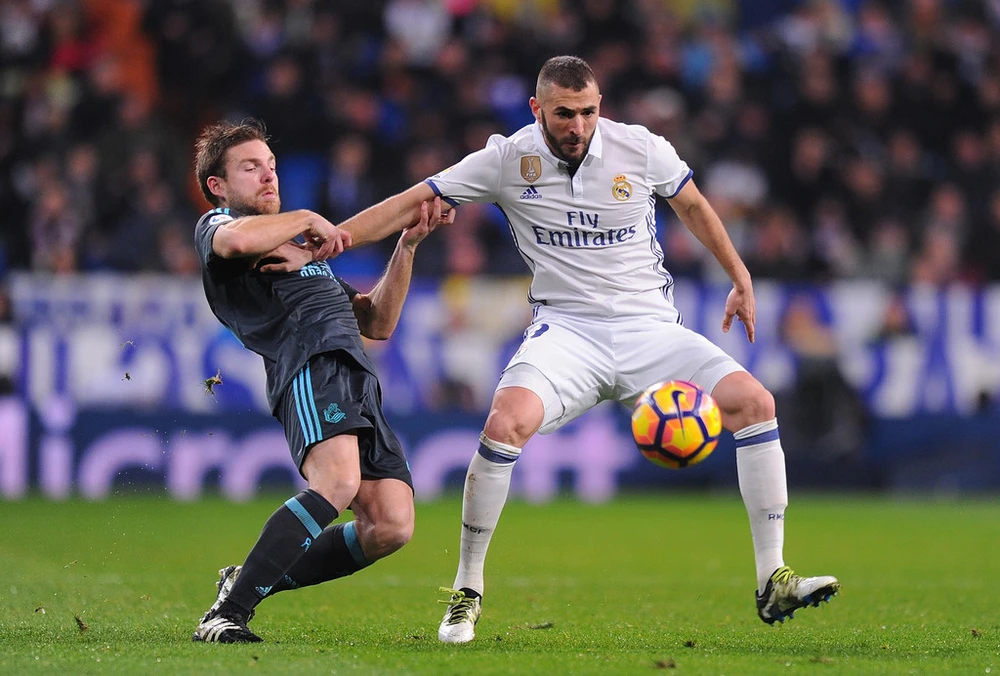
2 0 1000 285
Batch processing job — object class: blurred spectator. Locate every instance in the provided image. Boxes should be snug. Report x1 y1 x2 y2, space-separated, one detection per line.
847 67 895 149
106 183 192 272
949 129 993 215
747 205 809 280
249 53 327 154
1 0 47 69
777 127 837 224
71 55 124 141
63 143 98 232
627 87 704 171
323 134 377 223
775 0 853 57
48 4 101 76
704 154 768 210
661 215 709 280
775 292 871 486
860 217 911 286
966 189 1000 284
786 50 841 134
872 289 917 342
920 183 970 253
883 128 932 222
839 153 886 240
157 223 200 276
384 0 451 66
811 197 862 279
989 119 1000 171
240 1 288 60
0 284 14 395
141 0 243 127
0 286 11 324
850 1 903 71
97 94 187 216
29 179 81 273
976 71 1000 121
404 143 459 277
910 229 962 287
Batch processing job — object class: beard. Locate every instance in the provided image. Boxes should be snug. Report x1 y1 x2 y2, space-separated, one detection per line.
540 111 592 166
226 189 281 216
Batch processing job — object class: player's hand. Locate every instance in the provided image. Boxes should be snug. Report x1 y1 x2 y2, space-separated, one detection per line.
255 241 313 273
306 214 352 260
723 284 756 343
401 197 454 249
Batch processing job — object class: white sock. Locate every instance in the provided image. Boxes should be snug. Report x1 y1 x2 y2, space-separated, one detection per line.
453 433 521 597
734 418 787 593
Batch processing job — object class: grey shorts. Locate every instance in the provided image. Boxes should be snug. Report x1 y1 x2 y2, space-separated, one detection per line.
275 351 412 488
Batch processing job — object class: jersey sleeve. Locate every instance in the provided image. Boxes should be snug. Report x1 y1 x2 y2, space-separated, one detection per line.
647 133 694 199
193 210 236 264
423 138 503 206
336 276 360 299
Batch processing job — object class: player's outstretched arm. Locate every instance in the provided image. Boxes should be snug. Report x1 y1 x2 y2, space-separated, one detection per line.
667 180 757 343
352 198 454 340
338 183 440 248
213 210 349 261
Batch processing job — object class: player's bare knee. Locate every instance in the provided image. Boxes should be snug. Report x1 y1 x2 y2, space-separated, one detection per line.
308 474 362 513
483 413 532 448
485 379 546 446
738 386 775 427
363 511 413 560
483 404 541 448
716 373 776 431
376 517 413 556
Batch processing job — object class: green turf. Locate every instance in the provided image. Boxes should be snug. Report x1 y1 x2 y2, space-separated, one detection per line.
0 494 997 675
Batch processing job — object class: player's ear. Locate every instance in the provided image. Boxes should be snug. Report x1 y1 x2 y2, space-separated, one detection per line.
529 97 542 121
207 175 226 200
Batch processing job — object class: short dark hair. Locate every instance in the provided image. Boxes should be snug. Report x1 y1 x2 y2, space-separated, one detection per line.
536 56 597 96
194 118 269 206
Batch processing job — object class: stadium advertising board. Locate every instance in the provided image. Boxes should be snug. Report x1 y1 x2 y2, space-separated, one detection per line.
2 275 999 499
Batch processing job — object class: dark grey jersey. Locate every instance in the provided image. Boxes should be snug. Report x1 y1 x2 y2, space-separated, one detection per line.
194 207 377 412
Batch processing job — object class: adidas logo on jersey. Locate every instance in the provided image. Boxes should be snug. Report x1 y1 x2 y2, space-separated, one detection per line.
519 186 542 200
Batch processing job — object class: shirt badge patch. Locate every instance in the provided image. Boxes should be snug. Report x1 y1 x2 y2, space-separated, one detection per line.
520 155 542 184
612 174 632 201
207 213 234 225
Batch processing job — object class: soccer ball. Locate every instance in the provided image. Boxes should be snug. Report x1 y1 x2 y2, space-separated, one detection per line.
631 380 722 469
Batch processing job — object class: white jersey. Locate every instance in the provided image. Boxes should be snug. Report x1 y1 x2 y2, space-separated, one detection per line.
425 117 692 319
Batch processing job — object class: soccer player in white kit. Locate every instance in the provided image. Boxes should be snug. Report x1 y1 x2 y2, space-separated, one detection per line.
338 56 840 643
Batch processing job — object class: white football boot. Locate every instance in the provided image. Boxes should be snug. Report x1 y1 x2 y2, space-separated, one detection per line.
438 587 482 643
756 565 840 624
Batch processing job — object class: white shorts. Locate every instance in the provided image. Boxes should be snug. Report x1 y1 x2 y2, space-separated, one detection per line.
497 307 745 434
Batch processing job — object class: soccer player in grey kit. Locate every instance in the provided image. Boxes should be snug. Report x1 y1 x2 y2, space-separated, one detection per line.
190 119 453 643
336 56 840 643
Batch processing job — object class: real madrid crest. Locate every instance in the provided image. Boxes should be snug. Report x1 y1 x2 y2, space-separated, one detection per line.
612 174 632 201
520 155 542 184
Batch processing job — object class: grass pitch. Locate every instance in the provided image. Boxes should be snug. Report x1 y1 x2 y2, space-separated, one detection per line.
0 494 997 675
